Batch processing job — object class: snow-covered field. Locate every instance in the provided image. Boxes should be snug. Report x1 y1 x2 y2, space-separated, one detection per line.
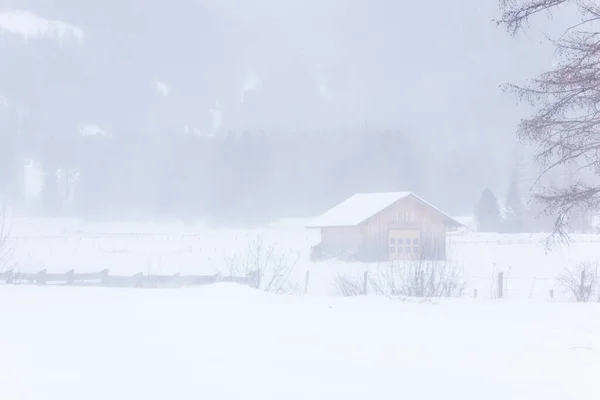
3 216 600 299
2 218 600 399
0 284 599 400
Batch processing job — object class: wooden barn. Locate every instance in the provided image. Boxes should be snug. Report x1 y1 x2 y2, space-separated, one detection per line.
307 192 462 262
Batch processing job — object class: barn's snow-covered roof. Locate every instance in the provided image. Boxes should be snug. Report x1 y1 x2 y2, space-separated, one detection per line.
306 192 461 228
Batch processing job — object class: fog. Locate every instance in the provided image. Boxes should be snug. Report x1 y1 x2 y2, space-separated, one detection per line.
0 1 567 224
4 4 600 399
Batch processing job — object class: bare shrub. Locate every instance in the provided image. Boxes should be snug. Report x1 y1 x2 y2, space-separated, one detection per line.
224 236 300 294
335 273 366 296
369 259 465 299
557 261 600 302
343 234 466 299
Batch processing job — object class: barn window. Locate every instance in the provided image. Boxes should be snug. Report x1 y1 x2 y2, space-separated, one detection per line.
389 238 396 245
389 246 396 254
405 238 411 245
413 238 419 245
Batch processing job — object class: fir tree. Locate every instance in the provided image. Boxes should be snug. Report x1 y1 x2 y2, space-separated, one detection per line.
475 188 502 232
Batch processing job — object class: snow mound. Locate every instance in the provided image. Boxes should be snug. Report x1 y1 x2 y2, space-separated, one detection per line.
194 282 272 300
0 9 84 43
79 123 108 137
0 287 598 400
155 81 170 96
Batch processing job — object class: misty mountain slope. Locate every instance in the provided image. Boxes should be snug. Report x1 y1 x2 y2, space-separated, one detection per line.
0 1 569 219
0 1 555 138
0 9 83 41
0 3 243 136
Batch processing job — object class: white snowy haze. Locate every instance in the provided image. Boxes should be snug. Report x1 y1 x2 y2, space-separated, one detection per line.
0 0 568 223
3 3 600 400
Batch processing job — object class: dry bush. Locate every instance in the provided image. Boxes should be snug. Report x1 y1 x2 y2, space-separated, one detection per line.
224 236 300 294
335 236 464 299
370 237 464 298
335 273 366 297
557 261 600 302
369 258 465 299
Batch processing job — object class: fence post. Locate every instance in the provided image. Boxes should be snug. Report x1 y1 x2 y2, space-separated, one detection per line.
100 269 109 286
497 272 504 299
37 269 47 285
363 271 368 295
304 270 310 294
134 272 143 288
3 269 13 284
172 272 181 288
66 269 74 285
473 288 478 298
549 289 554 300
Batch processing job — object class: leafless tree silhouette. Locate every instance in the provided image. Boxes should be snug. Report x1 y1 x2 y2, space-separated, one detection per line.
498 1 600 238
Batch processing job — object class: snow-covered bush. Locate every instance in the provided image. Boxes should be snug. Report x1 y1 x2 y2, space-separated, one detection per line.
224 236 300 294
557 262 600 302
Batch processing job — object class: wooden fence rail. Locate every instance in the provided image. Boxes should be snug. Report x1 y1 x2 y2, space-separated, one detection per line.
0 269 253 289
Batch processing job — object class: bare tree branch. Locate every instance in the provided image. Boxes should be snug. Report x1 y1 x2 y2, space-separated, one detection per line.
498 0 600 240
497 0 570 35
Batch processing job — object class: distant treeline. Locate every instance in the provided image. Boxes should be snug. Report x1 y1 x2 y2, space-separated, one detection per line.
0 129 491 224
0 2 506 224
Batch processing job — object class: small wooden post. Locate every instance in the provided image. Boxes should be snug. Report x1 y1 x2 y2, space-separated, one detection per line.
497 272 504 299
172 272 181 288
100 269 109 286
134 272 143 288
304 270 310 294
37 269 47 285
66 269 74 285
3 269 13 284
549 289 554 300
363 271 368 295
473 288 478 298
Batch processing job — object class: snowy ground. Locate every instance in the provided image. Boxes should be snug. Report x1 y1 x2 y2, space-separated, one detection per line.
0 284 599 400
2 218 599 399
3 217 600 299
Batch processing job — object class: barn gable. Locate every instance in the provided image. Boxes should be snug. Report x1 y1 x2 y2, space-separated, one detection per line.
307 192 461 229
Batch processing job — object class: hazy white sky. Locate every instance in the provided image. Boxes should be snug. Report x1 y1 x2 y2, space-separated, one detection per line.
0 0 579 214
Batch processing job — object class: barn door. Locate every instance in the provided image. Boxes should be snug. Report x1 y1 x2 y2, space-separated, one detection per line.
388 229 420 261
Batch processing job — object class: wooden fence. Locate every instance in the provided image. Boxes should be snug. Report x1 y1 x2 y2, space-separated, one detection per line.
0 269 254 289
